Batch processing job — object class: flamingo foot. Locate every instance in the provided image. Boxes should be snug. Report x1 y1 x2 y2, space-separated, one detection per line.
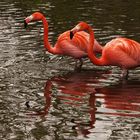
121 69 129 80
74 59 83 72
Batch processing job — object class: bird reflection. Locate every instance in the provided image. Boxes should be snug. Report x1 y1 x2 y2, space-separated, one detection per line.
26 69 140 138
96 80 140 117
26 70 107 138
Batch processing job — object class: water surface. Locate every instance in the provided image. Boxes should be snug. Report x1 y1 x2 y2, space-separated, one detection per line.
0 0 140 140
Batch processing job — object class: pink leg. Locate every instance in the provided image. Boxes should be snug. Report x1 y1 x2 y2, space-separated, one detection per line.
74 59 83 71
121 69 129 79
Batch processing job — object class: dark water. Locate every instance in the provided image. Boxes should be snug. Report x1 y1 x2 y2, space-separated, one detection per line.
0 0 140 140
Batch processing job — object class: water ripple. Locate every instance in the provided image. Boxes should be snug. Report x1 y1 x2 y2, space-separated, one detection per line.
0 0 140 140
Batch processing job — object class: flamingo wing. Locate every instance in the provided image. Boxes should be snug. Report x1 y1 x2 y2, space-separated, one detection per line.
54 31 102 58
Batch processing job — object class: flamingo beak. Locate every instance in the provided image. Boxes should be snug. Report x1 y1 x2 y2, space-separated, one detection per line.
24 20 27 28
70 31 74 40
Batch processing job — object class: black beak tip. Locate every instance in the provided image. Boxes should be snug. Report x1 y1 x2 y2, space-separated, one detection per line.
70 31 74 40
24 20 27 28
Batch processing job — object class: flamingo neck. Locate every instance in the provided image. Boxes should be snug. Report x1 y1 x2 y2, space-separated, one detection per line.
94 39 103 54
42 17 54 54
88 27 105 66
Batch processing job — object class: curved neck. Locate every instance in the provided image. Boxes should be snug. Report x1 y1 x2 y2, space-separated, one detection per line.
88 27 105 66
42 17 54 54
94 39 103 53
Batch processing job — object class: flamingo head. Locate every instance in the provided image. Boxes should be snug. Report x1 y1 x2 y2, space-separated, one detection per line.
24 12 44 28
70 22 89 39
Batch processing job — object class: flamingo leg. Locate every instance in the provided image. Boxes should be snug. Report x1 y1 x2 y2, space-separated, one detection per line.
74 59 83 71
121 69 129 79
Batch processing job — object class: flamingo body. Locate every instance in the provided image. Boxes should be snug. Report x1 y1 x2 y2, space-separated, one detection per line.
56 31 102 57
100 38 140 69
53 31 89 58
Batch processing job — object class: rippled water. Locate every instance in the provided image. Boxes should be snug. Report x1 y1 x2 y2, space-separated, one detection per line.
0 0 140 140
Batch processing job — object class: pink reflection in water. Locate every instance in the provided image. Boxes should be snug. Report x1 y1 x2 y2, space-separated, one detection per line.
96 80 140 117
26 70 107 137
26 70 140 138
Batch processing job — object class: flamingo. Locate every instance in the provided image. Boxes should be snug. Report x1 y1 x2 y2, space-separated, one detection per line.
24 12 102 70
70 22 140 79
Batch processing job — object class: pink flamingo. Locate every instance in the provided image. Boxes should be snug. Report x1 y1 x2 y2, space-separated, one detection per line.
70 22 140 79
24 12 102 70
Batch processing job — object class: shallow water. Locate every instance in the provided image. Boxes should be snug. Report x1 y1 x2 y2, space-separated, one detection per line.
0 0 140 140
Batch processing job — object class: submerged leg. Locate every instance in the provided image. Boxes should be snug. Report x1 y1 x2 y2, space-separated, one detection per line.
121 69 129 80
74 59 83 71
